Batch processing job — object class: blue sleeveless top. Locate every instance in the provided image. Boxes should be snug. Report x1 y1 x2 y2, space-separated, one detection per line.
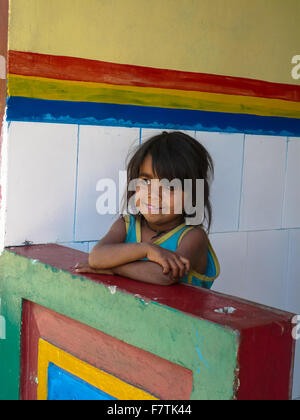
123 215 220 290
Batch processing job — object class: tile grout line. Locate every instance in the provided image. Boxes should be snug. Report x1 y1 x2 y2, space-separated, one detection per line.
209 227 300 235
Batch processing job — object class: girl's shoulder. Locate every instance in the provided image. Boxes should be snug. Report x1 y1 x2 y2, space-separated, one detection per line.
178 224 208 248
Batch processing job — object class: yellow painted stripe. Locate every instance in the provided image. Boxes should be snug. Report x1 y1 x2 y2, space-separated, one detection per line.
8 74 300 119
37 339 158 400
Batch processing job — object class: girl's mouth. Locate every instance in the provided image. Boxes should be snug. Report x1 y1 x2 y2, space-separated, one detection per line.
147 205 162 211
141 202 163 212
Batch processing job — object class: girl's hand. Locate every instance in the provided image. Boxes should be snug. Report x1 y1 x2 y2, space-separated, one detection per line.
146 244 190 280
74 262 114 276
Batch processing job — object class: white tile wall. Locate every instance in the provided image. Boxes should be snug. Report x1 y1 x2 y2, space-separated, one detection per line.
239 135 287 231
286 229 300 314
60 240 98 254
74 126 140 242
211 229 290 311
243 229 289 311
209 231 248 298
60 242 89 253
5 122 78 246
195 132 244 233
282 139 300 229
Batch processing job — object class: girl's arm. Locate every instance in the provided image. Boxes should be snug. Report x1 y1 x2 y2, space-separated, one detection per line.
88 217 148 269
112 261 179 286
77 217 190 284
75 259 182 286
112 228 208 284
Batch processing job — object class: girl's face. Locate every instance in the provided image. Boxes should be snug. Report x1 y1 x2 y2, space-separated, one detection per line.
136 155 185 225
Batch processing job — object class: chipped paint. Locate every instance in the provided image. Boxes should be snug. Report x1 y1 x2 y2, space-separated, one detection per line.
108 285 117 295
214 307 236 315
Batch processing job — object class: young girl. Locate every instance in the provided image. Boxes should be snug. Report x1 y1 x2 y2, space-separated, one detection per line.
75 131 220 289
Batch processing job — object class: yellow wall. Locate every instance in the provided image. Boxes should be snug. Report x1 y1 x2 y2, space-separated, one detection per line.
9 0 300 84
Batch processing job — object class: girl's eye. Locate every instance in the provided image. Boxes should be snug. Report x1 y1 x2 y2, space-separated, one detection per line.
138 178 151 186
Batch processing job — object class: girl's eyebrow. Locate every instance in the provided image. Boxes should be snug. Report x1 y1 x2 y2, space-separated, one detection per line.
139 172 154 179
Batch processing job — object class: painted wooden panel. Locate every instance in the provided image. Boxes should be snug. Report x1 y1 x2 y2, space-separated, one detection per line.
0 244 296 400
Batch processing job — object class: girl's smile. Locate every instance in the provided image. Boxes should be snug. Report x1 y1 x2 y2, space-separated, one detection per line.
136 154 185 230
143 203 162 212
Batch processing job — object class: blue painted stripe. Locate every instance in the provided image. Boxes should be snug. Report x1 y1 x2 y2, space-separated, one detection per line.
6 96 300 137
47 363 118 401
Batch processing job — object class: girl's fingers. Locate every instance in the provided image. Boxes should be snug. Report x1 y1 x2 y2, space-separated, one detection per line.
75 267 92 273
178 256 191 274
173 256 185 278
75 266 114 275
168 257 179 280
75 262 89 269
160 259 170 275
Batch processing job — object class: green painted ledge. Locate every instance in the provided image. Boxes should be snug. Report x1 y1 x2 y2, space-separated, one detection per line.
0 249 238 400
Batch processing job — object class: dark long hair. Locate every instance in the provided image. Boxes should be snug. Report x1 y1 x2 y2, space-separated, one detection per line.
123 131 214 233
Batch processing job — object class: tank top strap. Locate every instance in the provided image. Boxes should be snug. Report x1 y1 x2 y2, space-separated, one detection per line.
124 214 139 243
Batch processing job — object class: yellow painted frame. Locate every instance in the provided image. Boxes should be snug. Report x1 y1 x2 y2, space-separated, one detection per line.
37 339 158 400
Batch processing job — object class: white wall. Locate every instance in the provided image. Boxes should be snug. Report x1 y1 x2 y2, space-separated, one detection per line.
4 122 300 398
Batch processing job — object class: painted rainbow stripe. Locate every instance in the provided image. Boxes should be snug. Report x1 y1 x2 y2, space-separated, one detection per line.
37 339 158 401
7 51 300 135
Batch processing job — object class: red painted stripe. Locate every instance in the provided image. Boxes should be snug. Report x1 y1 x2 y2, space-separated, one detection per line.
8 50 300 102
11 244 295 332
